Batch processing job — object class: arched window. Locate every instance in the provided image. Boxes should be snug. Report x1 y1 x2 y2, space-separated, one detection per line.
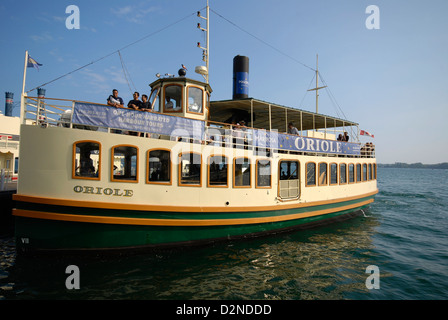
111 145 138 182
330 163 338 185
340 163 347 184
163 84 183 112
318 162 328 186
179 152 201 186
208 155 228 187
73 141 101 180
256 159 271 188
306 162 316 187
234 157 251 188
348 163 355 183
147 149 171 184
187 86 203 114
356 164 362 183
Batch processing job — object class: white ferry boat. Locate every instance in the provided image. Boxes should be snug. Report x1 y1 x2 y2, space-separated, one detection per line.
13 4 377 253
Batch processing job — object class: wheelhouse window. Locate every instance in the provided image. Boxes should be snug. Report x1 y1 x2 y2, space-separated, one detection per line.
208 155 228 187
256 159 271 188
234 157 251 187
112 145 138 182
306 162 316 187
147 149 171 184
149 87 161 112
179 152 201 186
330 163 338 185
163 84 183 112
349 164 355 183
356 164 362 182
187 86 203 114
318 162 328 186
73 141 100 180
340 163 347 184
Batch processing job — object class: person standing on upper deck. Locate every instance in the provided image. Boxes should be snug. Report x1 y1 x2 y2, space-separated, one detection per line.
127 92 142 110
288 122 300 135
107 89 124 108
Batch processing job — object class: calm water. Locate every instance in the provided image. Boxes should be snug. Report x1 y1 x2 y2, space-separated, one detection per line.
1 168 447 300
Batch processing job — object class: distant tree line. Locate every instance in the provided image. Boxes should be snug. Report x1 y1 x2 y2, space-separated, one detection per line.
378 162 448 169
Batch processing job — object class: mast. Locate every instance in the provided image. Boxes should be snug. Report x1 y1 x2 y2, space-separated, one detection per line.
20 50 29 123
197 0 210 83
307 54 327 114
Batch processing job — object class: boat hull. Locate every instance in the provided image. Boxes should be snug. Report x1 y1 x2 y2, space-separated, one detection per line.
13 191 376 253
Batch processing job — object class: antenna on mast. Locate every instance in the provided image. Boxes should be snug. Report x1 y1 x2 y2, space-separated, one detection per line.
307 54 327 114
195 0 209 83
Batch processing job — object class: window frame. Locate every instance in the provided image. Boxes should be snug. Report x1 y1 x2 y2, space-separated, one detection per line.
186 85 204 115
207 154 229 188
163 84 183 113
363 163 368 181
339 163 347 185
356 163 362 183
330 162 338 185
111 144 139 183
348 163 355 184
72 140 101 181
256 159 272 189
178 152 202 187
233 157 251 188
318 162 328 186
146 148 172 185
306 161 317 187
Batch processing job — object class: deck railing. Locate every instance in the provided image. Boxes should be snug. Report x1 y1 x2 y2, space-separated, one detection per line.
22 96 375 158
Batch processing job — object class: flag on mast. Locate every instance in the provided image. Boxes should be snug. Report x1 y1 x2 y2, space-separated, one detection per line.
27 56 42 70
360 130 374 138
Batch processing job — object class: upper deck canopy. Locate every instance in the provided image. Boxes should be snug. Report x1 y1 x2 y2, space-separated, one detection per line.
209 98 358 133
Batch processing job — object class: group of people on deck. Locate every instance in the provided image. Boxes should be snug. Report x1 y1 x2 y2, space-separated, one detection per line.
107 89 153 112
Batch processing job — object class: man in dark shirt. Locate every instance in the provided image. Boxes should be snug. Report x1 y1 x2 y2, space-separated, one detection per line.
107 89 124 108
140 94 152 111
127 92 142 110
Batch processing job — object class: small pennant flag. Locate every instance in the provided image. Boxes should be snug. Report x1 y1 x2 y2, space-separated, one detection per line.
27 56 43 70
360 130 374 138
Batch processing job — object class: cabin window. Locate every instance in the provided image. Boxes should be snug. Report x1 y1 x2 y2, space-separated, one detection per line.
163 84 182 112
318 162 328 186
330 163 338 185
363 164 368 181
234 157 251 188
208 155 228 187
256 159 271 188
73 141 100 180
149 87 161 112
340 163 347 184
356 164 362 182
306 162 316 186
280 161 299 180
369 163 373 180
187 86 203 114
147 149 171 184
373 163 377 180
112 145 138 182
14 157 19 174
348 164 355 183
179 152 201 186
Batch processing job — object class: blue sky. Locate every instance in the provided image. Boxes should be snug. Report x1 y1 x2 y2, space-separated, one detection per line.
0 0 447 164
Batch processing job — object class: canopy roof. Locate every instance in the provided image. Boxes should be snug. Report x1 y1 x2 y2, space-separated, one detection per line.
209 98 358 132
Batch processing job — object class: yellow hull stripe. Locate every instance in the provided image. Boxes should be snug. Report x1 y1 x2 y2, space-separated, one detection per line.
13 198 374 227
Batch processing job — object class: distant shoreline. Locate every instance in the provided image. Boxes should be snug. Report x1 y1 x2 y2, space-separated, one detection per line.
378 163 448 169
